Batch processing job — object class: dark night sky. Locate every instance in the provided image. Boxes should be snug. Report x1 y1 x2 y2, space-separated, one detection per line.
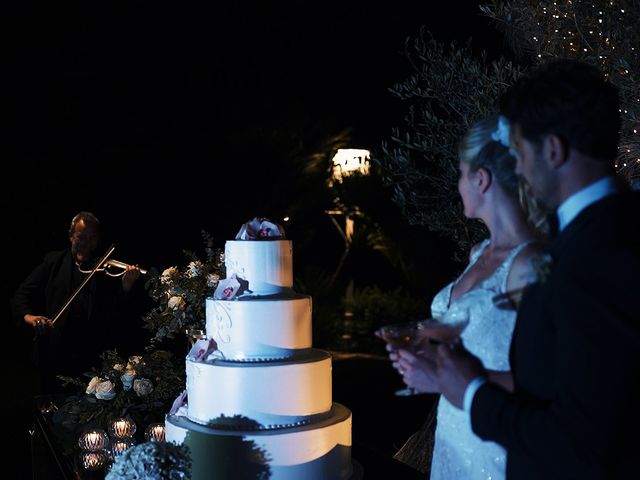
6 1 504 306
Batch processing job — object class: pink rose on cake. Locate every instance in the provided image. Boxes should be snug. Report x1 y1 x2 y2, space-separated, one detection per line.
235 217 286 240
213 276 250 299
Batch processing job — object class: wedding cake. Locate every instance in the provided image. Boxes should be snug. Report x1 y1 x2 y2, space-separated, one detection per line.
165 218 353 480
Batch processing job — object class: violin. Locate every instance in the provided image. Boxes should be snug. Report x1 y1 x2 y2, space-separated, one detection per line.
53 245 145 326
77 258 148 276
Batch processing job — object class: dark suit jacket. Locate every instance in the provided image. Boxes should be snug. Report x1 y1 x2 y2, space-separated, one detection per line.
471 191 640 479
11 249 133 387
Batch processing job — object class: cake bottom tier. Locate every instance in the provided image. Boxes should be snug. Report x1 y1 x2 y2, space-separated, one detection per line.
166 403 353 480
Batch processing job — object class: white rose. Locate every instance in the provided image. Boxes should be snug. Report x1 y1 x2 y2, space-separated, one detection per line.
128 355 143 365
133 378 154 397
161 266 177 284
86 376 101 395
121 369 137 391
186 261 202 278
94 381 117 400
168 296 185 310
113 364 124 371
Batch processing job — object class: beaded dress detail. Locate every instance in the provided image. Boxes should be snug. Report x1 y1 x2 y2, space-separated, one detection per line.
429 239 531 480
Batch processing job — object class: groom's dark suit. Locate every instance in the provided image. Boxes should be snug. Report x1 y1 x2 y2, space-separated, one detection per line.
471 190 640 479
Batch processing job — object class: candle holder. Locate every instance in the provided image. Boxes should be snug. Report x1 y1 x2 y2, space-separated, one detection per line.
111 437 136 457
78 429 110 451
80 450 110 470
108 417 137 438
144 422 166 442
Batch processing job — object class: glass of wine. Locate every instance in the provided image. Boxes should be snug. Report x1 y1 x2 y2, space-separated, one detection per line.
375 320 429 396
376 310 470 396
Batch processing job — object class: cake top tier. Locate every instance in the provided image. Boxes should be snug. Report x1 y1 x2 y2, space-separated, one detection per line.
217 218 292 296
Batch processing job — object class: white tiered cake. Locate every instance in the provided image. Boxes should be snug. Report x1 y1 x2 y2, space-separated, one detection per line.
165 219 353 479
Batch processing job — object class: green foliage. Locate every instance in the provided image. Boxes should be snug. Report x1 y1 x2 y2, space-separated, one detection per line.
481 0 640 183
379 2 640 261
143 231 224 347
377 27 523 262
53 349 184 454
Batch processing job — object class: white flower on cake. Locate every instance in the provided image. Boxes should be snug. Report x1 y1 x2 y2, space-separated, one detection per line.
187 338 220 362
169 390 188 416
213 276 250 300
235 217 285 240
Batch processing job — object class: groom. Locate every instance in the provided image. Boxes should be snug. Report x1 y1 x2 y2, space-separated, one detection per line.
435 59 640 479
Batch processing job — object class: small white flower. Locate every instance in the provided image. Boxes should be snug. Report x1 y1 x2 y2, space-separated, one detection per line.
167 296 185 310
86 376 101 394
160 266 177 284
133 378 154 397
95 380 117 400
113 363 124 371
128 355 143 365
186 261 202 278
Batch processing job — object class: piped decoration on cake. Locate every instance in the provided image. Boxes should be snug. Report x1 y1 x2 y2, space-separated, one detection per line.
235 217 285 240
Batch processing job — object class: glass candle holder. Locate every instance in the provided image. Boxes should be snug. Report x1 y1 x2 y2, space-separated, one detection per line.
109 417 136 438
144 422 166 442
111 437 135 457
78 429 110 451
80 450 110 470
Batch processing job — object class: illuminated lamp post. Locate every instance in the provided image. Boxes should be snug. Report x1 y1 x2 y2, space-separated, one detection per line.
326 148 371 346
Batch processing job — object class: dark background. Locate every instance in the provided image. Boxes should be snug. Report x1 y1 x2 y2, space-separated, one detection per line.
4 1 505 474
6 0 502 286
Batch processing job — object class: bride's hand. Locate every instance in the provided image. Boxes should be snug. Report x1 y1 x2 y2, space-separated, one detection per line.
394 349 441 394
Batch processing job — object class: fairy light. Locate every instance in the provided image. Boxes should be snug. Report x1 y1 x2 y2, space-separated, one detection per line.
528 1 639 178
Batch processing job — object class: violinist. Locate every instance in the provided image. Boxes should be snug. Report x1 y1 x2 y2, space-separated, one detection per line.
11 211 143 394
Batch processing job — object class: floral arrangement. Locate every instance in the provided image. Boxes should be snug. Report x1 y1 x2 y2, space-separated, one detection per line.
105 441 191 480
143 230 224 345
54 349 184 453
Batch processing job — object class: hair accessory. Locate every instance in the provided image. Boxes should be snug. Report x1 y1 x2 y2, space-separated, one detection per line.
491 116 511 148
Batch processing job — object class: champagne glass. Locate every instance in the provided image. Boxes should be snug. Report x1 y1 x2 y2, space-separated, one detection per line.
376 310 470 396
375 320 428 396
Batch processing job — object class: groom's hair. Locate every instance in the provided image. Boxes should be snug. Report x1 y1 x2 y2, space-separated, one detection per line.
500 58 620 163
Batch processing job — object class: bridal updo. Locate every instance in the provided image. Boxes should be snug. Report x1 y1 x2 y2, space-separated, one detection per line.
458 114 519 198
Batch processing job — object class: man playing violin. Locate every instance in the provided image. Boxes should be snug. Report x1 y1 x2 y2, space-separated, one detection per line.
11 211 142 394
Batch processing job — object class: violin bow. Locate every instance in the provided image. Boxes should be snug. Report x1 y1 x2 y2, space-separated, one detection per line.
51 244 116 326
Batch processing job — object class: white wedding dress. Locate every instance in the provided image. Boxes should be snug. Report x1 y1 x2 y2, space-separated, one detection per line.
428 239 531 480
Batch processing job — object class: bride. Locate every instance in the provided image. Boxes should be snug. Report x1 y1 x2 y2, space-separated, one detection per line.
390 115 543 479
